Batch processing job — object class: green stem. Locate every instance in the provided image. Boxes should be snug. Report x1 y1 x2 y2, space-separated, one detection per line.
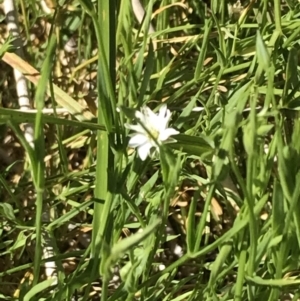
193 184 215 252
32 34 57 286
274 0 282 32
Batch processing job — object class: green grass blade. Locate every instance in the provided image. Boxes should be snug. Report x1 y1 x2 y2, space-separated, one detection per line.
32 33 57 286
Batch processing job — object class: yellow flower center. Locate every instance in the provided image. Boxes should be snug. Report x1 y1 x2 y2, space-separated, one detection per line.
148 127 159 140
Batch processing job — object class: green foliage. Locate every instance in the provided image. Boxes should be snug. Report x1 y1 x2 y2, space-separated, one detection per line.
1 0 300 300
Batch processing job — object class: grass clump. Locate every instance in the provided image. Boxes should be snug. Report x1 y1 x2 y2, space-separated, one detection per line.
1 0 300 300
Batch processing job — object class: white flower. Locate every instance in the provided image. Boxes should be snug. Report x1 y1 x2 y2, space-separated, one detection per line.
125 105 179 161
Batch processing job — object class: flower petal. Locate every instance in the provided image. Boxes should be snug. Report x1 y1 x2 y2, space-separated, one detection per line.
125 123 146 134
157 107 171 131
135 110 145 122
158 105 167 120
144 106 159 125
128 134 149 147
137 142 153 161
159 128 179 141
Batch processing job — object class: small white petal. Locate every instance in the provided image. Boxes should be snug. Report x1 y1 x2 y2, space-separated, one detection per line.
144 106 159 125
158 105 167 119
125 123 145 134
128 134 148 147
157 118 169 132
159 128 179 141
137 142 153 161
158 108 172 131
165 109 171 122
135 110 144 121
